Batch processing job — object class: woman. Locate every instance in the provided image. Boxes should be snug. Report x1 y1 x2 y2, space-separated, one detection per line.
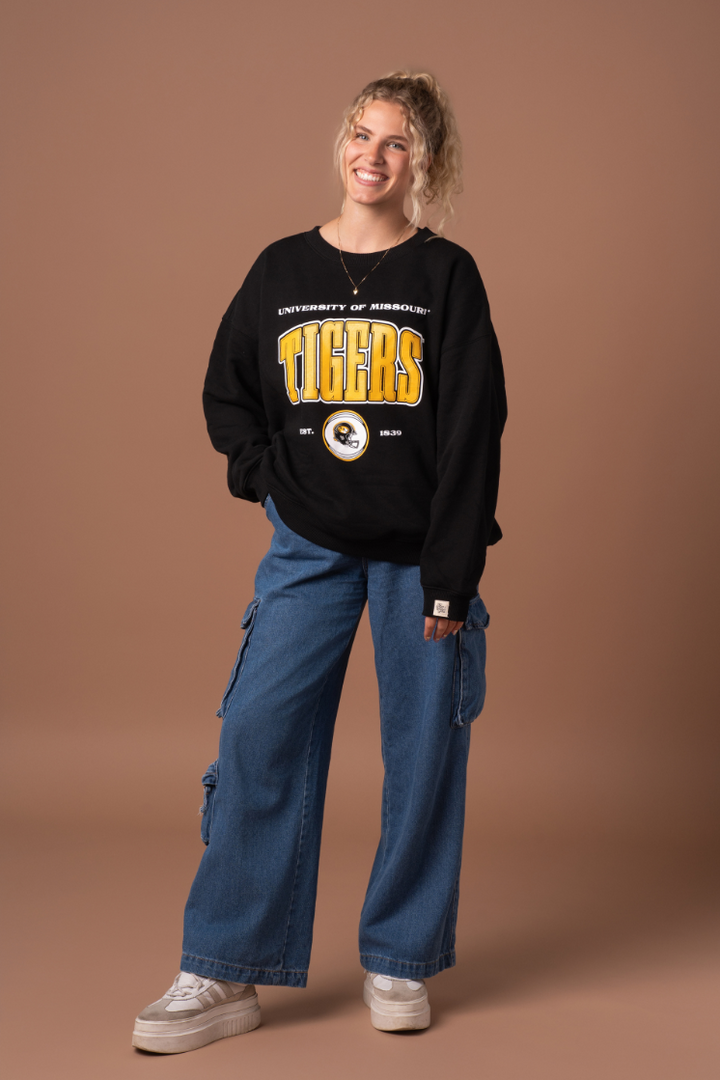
133 70 506 1053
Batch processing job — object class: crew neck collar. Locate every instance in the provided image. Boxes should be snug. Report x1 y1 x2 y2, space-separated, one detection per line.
305 224 435 265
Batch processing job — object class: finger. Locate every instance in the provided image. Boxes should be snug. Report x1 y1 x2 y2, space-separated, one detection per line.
425 617 460 642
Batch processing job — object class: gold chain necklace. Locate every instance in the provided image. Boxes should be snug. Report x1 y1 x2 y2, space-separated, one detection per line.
336 220 410 295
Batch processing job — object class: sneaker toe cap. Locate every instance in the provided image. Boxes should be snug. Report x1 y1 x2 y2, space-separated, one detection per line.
136 998 200 1023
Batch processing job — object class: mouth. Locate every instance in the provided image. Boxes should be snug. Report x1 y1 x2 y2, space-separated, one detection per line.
354 168 388 185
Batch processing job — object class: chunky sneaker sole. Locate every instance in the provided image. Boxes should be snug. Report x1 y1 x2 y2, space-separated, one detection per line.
132 973 261 1054
363 972 431 1031
132 993 260 1053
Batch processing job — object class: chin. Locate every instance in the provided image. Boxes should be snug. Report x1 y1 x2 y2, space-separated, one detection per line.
351 192 386 206
348 184 391 205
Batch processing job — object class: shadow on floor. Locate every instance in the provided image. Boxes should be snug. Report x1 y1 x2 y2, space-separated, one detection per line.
431 838 720 1019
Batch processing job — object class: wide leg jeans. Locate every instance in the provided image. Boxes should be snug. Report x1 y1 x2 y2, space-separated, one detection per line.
181 497 489 987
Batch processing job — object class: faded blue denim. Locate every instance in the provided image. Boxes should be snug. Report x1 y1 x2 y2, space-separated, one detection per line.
181 496 489 987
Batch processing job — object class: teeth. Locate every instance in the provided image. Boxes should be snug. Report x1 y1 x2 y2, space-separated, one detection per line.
356 169 386 182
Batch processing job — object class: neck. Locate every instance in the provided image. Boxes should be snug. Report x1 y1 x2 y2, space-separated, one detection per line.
334 203 413 254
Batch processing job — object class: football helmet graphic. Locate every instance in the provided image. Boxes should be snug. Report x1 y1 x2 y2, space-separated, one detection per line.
333 421 359 449
322 410 369 461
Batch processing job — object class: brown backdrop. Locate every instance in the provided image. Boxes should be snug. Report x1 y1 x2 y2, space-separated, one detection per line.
2 1 719 1077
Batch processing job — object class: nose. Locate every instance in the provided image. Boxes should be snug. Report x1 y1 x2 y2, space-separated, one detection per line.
367 138 385 164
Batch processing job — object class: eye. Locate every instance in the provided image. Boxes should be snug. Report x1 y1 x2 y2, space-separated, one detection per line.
354 131 369 141
388 141 406 151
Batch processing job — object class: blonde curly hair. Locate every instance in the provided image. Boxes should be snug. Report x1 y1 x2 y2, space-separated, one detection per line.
335 71 463 235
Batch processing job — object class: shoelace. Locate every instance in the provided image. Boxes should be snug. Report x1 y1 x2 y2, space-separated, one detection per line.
166 973 215 999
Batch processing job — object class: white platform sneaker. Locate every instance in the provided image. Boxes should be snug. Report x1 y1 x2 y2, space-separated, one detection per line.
132 971 261 1053
363 971 431 1031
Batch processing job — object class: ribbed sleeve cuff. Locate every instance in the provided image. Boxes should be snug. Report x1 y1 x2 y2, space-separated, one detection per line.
421 589 471 623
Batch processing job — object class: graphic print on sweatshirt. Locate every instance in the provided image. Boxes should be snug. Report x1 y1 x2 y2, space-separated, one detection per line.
277 319 424 407
322 411 369 461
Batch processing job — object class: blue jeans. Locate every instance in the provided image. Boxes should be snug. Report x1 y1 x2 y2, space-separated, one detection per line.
181 497 489 987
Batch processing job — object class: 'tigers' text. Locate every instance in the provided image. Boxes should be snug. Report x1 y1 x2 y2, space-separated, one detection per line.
278 319 424 406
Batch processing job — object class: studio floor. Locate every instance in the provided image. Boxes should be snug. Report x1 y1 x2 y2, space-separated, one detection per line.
3 824 720 1080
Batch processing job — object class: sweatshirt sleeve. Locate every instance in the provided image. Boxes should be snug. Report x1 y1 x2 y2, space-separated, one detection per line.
420 259 507 623
202 257 270 506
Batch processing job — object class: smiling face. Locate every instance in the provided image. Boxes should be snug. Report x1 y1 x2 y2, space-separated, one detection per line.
342 99 413 213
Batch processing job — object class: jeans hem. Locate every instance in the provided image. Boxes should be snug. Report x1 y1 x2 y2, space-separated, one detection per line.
181 952 308 988
359 949 456 979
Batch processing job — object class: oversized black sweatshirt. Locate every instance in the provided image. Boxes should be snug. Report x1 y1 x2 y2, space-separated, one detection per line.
203 226 507 622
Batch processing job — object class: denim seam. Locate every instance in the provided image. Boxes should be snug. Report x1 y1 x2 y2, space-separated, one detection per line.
382 751 389 870
181 951 307 974
446 873 461 954
458 629 467 724
377 686 390 874
359 950 456 965
279 663 335 967
451 633 460 726
221 599 261 719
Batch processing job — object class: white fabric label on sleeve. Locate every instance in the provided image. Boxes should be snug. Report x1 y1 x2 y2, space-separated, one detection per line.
433 600 450 617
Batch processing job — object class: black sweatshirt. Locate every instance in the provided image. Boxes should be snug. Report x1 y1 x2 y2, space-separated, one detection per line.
203 226 507 622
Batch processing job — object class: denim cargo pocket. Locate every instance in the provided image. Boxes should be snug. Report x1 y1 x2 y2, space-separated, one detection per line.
199 759 218 845
451 595 490 728
215 598 261 719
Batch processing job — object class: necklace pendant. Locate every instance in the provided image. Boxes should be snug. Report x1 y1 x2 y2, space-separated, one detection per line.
353 288 358 295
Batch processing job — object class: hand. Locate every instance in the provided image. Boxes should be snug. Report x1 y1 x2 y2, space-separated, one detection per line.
424 616 464 642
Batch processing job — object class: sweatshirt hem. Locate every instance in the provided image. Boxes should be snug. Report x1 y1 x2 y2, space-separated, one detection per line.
244 459 269 505
270 489 423 566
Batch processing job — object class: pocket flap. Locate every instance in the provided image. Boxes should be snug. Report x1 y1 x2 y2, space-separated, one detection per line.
464 595 490 630
216 599 262 719
199 759 219 844
201 760 218 789
240 598 260 628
